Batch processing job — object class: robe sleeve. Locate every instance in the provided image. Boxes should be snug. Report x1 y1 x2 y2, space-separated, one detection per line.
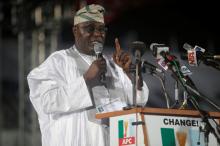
27 51 93 116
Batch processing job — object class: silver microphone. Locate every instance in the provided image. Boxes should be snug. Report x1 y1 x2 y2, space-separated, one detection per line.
93 41 103 59
93 42 106 82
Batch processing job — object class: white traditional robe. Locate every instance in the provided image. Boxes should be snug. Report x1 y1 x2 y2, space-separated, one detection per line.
27 45 149 146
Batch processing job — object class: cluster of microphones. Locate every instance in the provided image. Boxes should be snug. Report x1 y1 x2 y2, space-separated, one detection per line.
130 41 220 110
132 42 220 144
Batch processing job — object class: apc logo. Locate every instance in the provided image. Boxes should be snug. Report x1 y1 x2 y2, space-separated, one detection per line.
118 119 135 146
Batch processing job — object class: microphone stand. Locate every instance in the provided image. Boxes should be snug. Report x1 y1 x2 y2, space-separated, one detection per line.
169 60 220 146
123 56 144 110
133 63 138 107
128 41 147 108
169 58 220 111
188 97 220 146
184 84 220 111
123 63 139 110
174 81 179 104
141 60 172 108
147 70 171 109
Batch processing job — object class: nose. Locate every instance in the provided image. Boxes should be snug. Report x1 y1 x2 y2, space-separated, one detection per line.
92 31 105 40
93 30 103 36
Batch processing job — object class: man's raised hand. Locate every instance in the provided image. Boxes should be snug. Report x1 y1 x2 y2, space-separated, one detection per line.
113 38 132 73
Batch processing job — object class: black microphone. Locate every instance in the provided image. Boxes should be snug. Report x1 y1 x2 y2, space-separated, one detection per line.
93 42 106 82
200 54 220 60
141 60 163 73
130 41 146 63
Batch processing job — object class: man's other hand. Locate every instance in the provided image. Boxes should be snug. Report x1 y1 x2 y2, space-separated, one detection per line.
113 38 132 73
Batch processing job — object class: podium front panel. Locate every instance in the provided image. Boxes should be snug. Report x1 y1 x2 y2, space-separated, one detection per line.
144 115 219 146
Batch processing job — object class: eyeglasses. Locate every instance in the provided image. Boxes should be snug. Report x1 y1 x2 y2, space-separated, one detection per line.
81 25 107 34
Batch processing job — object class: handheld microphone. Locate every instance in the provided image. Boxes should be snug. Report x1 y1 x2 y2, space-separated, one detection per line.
93 41 106 82
93 41 103 58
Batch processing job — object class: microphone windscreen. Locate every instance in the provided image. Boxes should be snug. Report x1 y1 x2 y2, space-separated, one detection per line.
130 41 146 57
93 42 103 54
183 43 193 51
149 43 169 59
149 43 160 51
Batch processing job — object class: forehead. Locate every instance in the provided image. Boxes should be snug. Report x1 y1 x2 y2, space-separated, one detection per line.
77 21 105 27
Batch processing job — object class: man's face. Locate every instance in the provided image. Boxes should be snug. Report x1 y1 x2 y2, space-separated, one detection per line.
73 21 106 55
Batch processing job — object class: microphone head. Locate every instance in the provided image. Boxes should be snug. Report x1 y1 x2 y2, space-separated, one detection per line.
130 41 146 63
183 43 193 51
149 43 169 59
130 41 146 56
181 43 193 61
93 41 103 55
150 43 161 51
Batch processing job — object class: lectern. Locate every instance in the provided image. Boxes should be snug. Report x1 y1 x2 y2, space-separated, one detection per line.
96 107 220 146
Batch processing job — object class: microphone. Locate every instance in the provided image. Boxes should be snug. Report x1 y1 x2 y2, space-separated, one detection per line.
151 43 197 88
183 43 220 70
181 43 192 60
130 41 146 106
141 60 163 73
93 41 103 58
165 53 197 89
183 43 220 65
130 41 146 63
159 51 176 62
150 43 169 59
183 43 193 51
199 54 220 60
183 43 204 66
149 43 170 70
93 41 106 82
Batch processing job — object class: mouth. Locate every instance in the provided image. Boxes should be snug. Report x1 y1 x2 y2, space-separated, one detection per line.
91 40 103 45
